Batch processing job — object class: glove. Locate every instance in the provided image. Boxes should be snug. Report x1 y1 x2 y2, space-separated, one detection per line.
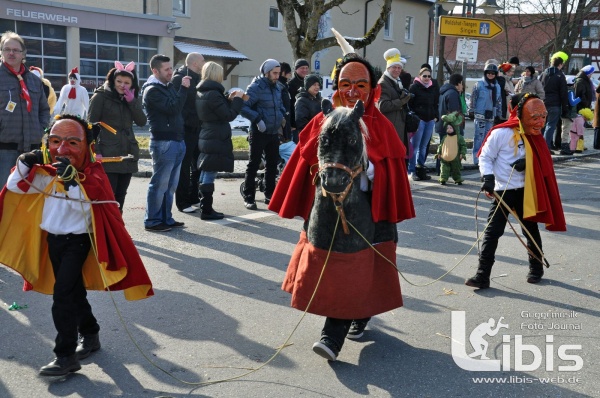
480 174 495 195
123 87 135 103
18 150 44 168
257 120 267 132
53 157 78 190
468 112 475 120
510 158 526 172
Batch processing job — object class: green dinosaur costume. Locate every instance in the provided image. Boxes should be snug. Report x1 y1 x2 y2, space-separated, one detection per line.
437 112 467 184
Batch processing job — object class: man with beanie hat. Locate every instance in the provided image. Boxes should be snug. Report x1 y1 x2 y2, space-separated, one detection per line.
540 52 569 153
288 59 310 141
240 59 285 210
378 48 412 151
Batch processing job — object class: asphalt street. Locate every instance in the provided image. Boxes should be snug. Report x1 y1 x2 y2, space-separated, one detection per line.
1 143 599 397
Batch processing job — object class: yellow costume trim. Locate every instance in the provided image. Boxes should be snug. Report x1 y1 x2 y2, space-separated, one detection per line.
521 130 538 219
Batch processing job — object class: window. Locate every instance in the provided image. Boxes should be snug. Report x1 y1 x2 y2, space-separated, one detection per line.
384 12 393 40
405 16 414 43
591 26 599 39
79 29 158 93
173 0 188 16
0 19 67 89
269 7 282 30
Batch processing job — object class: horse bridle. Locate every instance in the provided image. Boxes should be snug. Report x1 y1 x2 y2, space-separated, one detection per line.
313 161 364 234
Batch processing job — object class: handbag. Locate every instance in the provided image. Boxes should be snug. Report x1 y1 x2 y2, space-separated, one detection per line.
404 103 421 133
576 137 585 152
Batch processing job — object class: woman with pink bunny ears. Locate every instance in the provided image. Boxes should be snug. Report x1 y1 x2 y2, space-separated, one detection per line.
87 61 147 212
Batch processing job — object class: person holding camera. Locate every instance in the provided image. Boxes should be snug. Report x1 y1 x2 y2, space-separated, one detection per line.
377 48 412 154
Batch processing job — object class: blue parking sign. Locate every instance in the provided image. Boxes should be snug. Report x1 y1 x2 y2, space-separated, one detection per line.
315 60 320 70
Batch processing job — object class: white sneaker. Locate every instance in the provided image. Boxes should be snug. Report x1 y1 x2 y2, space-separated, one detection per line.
191 202 201 209
181 206 196 213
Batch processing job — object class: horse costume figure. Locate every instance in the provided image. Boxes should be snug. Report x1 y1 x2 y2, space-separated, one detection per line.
308 99 374 252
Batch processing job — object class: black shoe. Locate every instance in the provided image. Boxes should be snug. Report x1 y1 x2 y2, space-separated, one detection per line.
526 268 544 284
464 273 490 289
411 173 422 181
145 223 171 232
245 201 257 210
346 320 368 340
200 210 225 220
39 355 81 376
312 337 339 361
439 180 447 185
264 197 271 205
168 221 185 228
76 334 101 360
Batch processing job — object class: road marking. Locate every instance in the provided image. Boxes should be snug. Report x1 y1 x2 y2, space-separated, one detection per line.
202 212 275 225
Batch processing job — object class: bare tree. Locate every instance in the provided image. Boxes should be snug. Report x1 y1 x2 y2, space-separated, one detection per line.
276 0 392 62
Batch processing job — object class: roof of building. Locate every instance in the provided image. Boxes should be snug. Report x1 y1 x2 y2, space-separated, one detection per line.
174 37 250 61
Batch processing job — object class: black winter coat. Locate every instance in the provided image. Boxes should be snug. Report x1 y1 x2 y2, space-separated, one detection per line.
294 89 322 132
288 72 304 128
195 80 243 172
574 72 594 111
409 80 439 122
540 67 569 113
435 83 463 135
172 66 201 130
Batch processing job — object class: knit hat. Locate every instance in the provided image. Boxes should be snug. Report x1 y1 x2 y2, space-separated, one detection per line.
508 56 520 65
581 65 595 76
552 51 569 62
29 66 43 78
304 74 322 90
499 63 514 73
294 59 309 70
525 66 536 76
484 63 498 74
442 111 464 133
384 48 404 68
260 59 280 76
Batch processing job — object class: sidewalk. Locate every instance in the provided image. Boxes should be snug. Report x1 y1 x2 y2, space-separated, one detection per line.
133 128 599 178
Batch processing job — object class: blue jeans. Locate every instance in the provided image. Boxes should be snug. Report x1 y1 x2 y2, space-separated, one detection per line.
472 118 494 166
0 149 20 187
145 140 186 227
408 119 435 173
543 106 561 149
199 170 217 184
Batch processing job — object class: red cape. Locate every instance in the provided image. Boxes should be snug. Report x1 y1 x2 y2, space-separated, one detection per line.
268 96 415 223
478 109 566 232
0 162 154 300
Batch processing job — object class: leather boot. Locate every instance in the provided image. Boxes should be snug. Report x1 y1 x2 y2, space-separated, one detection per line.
559 143 573 156
526 256 544 284
200 183 224 220
76 333 101 359
39 354 81 376
465 260 494 289
417 166 431 181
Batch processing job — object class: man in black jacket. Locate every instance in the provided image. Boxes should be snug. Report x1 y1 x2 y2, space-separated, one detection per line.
288 59 310 143
540 52 569 153
142 54 190 232
172 52 205 213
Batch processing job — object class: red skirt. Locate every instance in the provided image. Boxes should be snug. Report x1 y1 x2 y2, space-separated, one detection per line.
282 231 403 319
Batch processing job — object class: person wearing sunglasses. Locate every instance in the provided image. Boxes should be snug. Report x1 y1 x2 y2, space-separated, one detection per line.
407 67 439 181
0 31 50 185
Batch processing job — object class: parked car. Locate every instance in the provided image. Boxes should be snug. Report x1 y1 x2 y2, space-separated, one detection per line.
230 114 250 133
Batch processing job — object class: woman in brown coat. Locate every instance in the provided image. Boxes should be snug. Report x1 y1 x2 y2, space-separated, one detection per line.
88 61 147 212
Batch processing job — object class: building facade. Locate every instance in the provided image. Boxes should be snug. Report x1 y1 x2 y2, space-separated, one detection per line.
1 0 433 93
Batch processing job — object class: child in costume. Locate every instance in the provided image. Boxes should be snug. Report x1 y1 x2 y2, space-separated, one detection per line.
570 108 593 153
436 111 467 185
29 66 57 111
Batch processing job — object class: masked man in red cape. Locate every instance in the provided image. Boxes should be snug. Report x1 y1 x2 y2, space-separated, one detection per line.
268 29 415 362
0 114 153 376
465 93 566 289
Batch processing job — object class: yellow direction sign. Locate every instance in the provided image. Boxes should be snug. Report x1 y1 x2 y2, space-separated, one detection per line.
439 16 503 39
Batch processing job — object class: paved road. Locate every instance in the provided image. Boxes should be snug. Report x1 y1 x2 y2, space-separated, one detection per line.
1 150 599 397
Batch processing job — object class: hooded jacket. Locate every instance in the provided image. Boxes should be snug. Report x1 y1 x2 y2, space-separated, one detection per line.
141 75 187 141
88 82 147 173
574 71 594 111
540 67 568 113
294 88 322 132
54 71 89 117
240 76 285 135
436 82 463 135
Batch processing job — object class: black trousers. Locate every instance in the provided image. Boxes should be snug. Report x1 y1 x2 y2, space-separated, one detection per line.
480 188 542 264
321 317 371 351
175 127 201 210
106 172 132 213
243 131 280 200
47 233 99 357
